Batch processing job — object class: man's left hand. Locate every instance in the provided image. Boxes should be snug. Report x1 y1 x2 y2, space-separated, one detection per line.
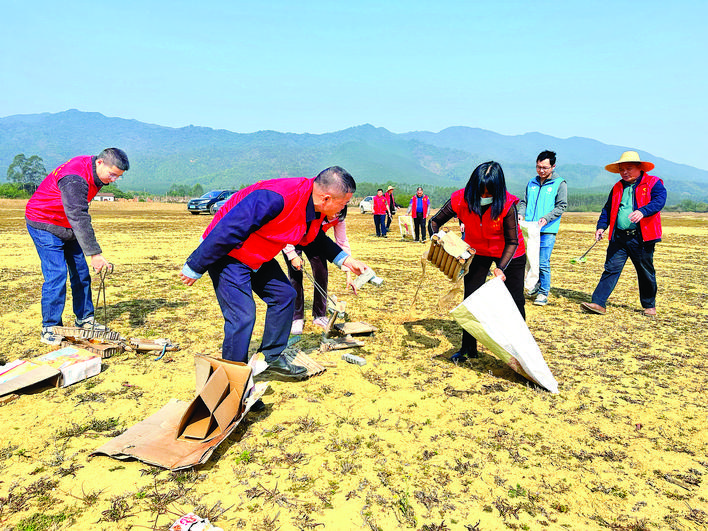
342 256 367 276
628 210 645 223
538 218 548 227
179 272 198 286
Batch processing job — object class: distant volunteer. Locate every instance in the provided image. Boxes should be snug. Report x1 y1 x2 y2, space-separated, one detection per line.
372 188 390 237
284 205 356 335
518 150 567 306
179 167 368 380
25 148 129 345
385 185 396 230
429 161 526 362
407 187 430 243
581 152 666 316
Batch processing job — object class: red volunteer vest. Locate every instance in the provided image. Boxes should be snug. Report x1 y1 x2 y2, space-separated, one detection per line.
372 195 389 215
451 189 525 258
203 177 323 270
25 156 100 228
410 195 430 218
607 174 663 242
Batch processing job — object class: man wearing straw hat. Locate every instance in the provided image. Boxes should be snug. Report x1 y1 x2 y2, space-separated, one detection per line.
581 151 666 316
385 185 396 230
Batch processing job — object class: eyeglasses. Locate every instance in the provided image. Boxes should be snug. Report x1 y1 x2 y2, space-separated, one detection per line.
536 165 552 171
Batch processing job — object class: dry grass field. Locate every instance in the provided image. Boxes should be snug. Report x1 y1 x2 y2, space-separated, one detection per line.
0 199 706 531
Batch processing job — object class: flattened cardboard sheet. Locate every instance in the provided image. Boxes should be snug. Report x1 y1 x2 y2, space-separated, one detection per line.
90 382 268 470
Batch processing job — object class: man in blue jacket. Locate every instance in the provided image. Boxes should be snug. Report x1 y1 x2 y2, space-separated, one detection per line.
518 150 567 306
179 167 367 380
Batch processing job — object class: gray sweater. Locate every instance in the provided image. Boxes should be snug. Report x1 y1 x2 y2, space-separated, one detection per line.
26 174 104 256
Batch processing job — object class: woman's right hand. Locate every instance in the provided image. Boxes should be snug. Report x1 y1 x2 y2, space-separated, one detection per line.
493 267 506 282
290 255 304 270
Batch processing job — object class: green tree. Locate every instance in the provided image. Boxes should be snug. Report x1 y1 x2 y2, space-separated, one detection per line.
7 154 47 194
191 183 204 196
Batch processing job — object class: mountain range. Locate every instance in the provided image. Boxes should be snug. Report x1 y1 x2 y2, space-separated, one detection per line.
1 109 706 203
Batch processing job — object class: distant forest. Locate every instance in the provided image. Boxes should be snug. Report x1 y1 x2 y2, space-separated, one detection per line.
2 178 706 213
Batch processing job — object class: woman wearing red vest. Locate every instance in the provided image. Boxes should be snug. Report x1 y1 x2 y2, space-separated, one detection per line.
429 161 526 362
283 206 354 334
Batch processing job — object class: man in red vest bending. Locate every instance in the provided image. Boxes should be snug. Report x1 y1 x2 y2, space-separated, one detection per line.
25 148 129 345
581 151 666 316
179 166 368 379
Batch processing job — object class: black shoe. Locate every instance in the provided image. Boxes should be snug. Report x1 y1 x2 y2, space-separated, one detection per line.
266 355 308 380
451 350 479 363
250 398 266 412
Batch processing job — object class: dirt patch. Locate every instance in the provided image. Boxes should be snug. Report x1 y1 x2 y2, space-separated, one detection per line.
1 200 706 530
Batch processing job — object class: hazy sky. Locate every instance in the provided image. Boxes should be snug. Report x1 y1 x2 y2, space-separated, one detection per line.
2 0 707 169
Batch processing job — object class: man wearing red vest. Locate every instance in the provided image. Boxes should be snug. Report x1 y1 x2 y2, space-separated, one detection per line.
407 187 430 242
179 166 367 379
581 151 666 316
25 148 129 345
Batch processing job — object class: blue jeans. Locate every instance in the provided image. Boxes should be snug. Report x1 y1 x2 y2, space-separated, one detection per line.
27 224 94 328
591 231 657 309
208 257 295 363
538 233 557 296
373 214 387 236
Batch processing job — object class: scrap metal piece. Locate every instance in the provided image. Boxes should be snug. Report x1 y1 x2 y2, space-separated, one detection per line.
129 338 179 352
53 326 123 343
283 350 327 378
60 340 123 359
333 322 378 336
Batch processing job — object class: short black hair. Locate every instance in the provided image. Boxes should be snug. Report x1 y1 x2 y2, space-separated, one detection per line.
314 166 356 195
464 161 507 219
98 148 130 171
537 150 556 166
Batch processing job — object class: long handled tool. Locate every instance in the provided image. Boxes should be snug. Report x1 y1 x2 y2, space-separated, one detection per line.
570 240 599 264
93 264 113 329
303 267 339 310
302 267 346 337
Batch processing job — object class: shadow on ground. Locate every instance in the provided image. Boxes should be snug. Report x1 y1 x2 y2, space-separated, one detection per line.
105 298 186 327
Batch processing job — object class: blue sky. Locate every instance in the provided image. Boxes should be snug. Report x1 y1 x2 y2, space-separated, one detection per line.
2 0 707 169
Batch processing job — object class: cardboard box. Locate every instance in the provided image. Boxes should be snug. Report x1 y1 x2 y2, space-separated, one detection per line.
35 347 102 387
0 346 101 395
176 355 252 442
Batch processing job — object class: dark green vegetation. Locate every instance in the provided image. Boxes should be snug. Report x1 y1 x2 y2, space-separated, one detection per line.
2 110 707 204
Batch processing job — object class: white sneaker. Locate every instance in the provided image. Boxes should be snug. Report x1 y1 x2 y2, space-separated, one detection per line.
290 319 304 335
312 316 329 329
533 294 548 306
41 327 62 346
526 285 540 298
74 316 108 331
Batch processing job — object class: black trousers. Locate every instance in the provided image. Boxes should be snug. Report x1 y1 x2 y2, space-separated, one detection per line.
460 254 526 354
285 250 329 320
413 216 427 241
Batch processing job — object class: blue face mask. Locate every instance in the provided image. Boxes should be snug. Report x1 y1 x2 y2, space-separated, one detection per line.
480 197 493 206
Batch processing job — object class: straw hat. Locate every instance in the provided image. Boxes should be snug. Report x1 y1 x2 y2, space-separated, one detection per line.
386 185 395 191
605 151 654 173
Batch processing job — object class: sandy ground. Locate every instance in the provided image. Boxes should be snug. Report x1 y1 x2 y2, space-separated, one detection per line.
0 199 706 531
